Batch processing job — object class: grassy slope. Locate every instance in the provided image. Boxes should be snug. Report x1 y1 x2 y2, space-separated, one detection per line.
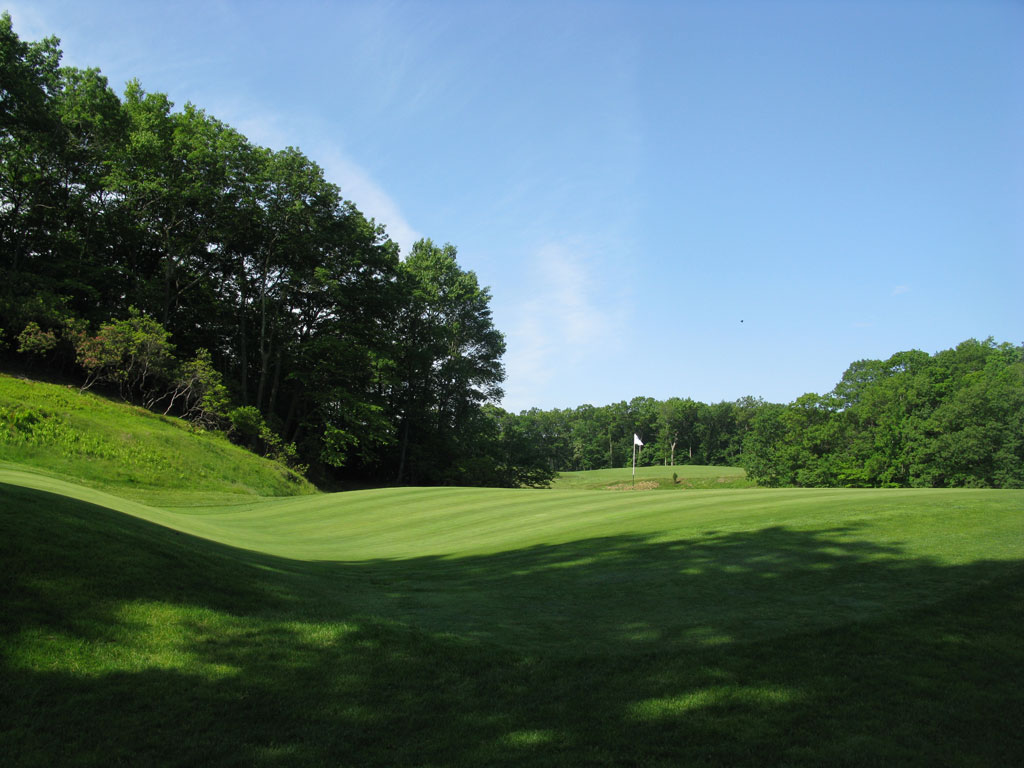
2 374 1023 765
0 374 315 502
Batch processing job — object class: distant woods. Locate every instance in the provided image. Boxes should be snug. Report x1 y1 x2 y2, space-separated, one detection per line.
2 16 1021 489
517 338 1024 489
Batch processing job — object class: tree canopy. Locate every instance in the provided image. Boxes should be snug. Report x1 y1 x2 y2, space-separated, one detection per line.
0 14 545 487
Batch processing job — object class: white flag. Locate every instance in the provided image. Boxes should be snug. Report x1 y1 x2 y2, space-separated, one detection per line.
634 433 644 447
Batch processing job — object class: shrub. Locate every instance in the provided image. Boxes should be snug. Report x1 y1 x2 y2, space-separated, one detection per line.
228 405 306 476
17 321 58 357
67 309 175 403
164 349 228 428
228 406 265 449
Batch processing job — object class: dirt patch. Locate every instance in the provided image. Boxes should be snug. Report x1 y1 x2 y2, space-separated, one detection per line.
604 480 659 491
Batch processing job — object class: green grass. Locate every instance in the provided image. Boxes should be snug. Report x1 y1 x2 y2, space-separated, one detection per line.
552 463 755 490
0 373 314 501
1 374 1022 764
3 457 1023 766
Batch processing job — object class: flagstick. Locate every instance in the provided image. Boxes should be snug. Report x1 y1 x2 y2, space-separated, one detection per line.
632 440 636 487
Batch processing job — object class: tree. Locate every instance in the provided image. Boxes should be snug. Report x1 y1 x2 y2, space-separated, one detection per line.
67 308 175 404
660 397 700 465
740 402 792 486
478 406 558 487
390 239 505 484
163 348 228 428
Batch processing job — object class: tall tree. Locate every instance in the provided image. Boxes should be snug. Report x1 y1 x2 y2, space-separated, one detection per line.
390 239 505 484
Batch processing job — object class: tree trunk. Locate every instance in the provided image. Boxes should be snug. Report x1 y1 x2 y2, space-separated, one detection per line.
268 345 283 416
396 415 410 484
238 262 249 405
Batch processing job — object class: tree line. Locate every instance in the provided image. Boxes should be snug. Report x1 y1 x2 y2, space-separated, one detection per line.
0 15 547 488
511 338 1024 489
742 338 1023 488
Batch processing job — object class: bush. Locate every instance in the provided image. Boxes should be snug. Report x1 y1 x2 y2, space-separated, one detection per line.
228 406 306 477
17 321 58 357
164 349 228 428
66 309 175 403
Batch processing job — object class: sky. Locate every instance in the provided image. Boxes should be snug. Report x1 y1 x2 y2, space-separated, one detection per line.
6 0 1022 412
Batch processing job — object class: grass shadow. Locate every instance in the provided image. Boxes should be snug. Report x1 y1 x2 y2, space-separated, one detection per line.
2 482 1022 766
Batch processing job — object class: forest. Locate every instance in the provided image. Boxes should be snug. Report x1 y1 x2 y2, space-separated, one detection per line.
515 337 1024 488
2 15 1021 489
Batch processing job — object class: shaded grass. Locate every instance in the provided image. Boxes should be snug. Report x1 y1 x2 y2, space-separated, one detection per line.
0 374 314 499
2 475 1023 766
552 464 755 490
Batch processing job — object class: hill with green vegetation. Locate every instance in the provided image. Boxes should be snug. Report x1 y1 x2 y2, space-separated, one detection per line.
0 374 314 503
2 397 1022 766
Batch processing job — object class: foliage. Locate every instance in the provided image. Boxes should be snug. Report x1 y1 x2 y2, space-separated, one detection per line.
383 239 507 485
64 308 176 404
499 339 1023 490
15 320 56 357
740 338 1024 488
498 395 762 476
226 405 306 476
163 348 228 427
0 16 536 488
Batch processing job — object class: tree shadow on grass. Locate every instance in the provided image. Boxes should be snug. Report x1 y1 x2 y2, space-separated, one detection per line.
2 482 1023 766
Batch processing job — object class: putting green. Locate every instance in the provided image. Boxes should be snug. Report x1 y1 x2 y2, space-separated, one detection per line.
3 465 1020 565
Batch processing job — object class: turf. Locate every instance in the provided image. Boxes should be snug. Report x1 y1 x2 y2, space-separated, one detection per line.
551 464 754 490
2 462 1023 766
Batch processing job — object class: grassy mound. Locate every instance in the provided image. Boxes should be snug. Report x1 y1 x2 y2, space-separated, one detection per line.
2 465 1023 765
0 374 314 501
552 464 755 490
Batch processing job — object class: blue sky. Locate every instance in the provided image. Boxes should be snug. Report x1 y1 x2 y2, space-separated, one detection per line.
7 0 1022 412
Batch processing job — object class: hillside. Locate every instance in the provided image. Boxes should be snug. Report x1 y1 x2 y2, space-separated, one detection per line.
0 374 315 502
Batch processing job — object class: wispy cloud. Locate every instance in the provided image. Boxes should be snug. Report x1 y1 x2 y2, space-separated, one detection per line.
212 108 423 257
502 242 628 411
891 285 910 296
315 147 423 256
3 2 52 42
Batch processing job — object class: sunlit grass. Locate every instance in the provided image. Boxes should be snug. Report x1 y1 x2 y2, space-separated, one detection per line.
551 463 754 490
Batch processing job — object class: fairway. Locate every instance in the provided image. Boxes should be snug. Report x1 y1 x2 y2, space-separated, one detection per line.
3 466 1023 765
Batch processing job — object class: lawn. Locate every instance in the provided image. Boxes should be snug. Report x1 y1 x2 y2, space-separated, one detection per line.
3 463 1023 766
551 464 753 490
